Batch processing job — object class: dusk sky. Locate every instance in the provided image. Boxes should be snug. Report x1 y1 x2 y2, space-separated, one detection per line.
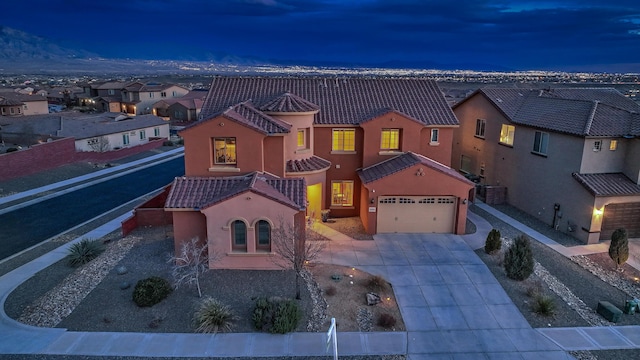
2 0 640 72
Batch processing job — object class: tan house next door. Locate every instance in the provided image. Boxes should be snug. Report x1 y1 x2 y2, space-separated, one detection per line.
376 196 456 233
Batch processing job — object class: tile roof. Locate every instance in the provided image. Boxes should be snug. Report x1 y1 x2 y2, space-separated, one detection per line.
0 97 24 106
185 100 291 135
200 77 457 126
473 88 640 137
285 155 331 174
165 172 306 211
572 173 640 197
260 92 320 113
357 151 474 185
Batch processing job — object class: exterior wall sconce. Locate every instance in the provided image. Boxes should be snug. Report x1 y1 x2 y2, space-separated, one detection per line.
370 198 375 204
462 199 468 205
593 207 604 216
219 122 224 126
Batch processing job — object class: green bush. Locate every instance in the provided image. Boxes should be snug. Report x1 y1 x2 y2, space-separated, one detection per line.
484 229 502 254
193 297 237 333
608 228 629 269
66 238 105 267
132 277 173 307
532 295 556 316
504 235 534 281
365 274 389 292
252 296 301 334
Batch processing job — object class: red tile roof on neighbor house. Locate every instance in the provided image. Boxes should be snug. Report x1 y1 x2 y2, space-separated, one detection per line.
285 155 331 174
466 88 640 137
260 92 320 113
200 77 458 126
165 172 306 211
572 173 640 197
357 151 474 185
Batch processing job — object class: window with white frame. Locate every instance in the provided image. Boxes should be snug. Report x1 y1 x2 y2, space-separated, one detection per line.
139 129 146 140
123 133 130 145
154 127 160 137
430 128 439 144
331 181 354 207
593 140 602 152
499 124 515 146
532 131 549 155
475 119 486 138
149 92 154 98
160 92 167 97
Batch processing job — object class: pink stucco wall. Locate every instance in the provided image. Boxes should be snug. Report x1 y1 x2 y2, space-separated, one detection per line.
201 191 300 270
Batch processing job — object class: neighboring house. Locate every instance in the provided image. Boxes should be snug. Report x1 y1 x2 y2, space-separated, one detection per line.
165 77 474 270
452 88 640 244
121 82 189 116
0 93 49 116
153 89 207 128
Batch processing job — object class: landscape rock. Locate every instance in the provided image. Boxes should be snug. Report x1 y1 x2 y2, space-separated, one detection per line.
366 292 381 306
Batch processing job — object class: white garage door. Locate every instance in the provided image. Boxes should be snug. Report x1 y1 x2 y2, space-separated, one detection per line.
377 196 456 233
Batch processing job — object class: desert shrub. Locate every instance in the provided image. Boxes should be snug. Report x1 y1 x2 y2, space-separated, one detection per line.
504 235 534 281
484 229 502 254
377 313 397 328
325 285 337 296
132 276 173 307
193 297 237 333
252 296 301 334
608 228 629 269
532 295 556 316
5 147 18 153
66 238 105 267
366 274 389 292
525 280 544 298
162 140 174 146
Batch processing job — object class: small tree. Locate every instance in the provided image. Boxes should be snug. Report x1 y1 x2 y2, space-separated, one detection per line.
88 136 111 152
504 235 534 281
169 237 216 298
484 228 502 254
271 216 327 299
608 228 629 271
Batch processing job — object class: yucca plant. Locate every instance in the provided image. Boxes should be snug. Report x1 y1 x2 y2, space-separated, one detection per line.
193 297 237 333
532 295 556 316
66 238 105 267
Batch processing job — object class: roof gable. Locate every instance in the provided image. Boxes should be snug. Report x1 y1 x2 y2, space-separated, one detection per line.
182 101 291 135
165 173 306 211
200 77 457 126
357 152 473 185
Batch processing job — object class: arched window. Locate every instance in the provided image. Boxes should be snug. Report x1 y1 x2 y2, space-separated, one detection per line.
232 220 247 252
256 220 271 252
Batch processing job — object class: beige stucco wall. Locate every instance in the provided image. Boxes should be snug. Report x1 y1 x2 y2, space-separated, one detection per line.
624 139 640 184
75 124 169 152
201 192 299 270
23 100 49 115
580 138 628 174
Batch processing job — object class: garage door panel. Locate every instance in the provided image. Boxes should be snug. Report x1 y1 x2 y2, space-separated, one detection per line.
377 196 456 233
601 202 640 240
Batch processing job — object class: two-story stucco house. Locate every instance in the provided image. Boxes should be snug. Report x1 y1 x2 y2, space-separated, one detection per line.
165 77 474 270
452 88 640 244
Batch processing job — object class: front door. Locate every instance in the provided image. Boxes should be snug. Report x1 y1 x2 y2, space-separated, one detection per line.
307 183 322 220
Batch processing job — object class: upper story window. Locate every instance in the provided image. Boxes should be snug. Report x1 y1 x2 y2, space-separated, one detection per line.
232 220 247 252
149 92 154 98
499 124 515 146
475 119 486 138
297 129 307 149
593 140 602 152
380 129 400 150
172 91 178 97
532 131 549 155
430 128 439 144
160 92 167 98
331 181 354 207
332 129 355 152
256 220 271 252
139 129 146 140
10 107 15 115
609 140 618 151
108 89 115 95
213 137 236 165
154 127 160 137
123 133 130 145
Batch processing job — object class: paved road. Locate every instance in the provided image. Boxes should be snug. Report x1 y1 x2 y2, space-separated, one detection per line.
0 157 184 260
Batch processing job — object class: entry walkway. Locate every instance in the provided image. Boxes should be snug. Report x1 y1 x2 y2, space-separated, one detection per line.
1 199 639 357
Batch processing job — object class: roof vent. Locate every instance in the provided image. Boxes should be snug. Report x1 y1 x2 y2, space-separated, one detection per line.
115 114 129 121
496 98 503 103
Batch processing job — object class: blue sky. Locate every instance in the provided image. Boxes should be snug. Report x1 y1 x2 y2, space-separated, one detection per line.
2 0 640 72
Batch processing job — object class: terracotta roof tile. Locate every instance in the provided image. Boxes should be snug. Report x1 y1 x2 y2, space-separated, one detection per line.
285 155 331 173
260 92 320 113
200 77 457 126
357 152 473 185
165 173 306 211
572 173 640 197
474 88 640 137
184 101 291 135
